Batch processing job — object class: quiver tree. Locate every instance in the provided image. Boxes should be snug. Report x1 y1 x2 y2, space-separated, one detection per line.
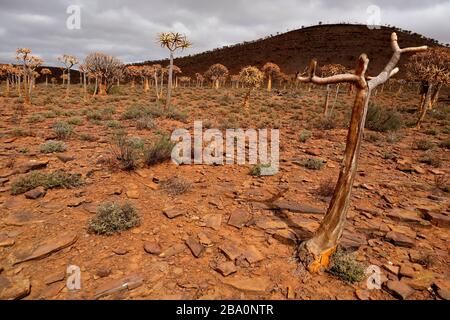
151 64 162 99
40 68 52 87
195 73 204 88
57 54 78 98
406 47 450 128
262 62 281 91
16 48 43 105
230 75 240 89
84 52 124 96
178 76 191 87
125 66 141 88
158 32 192 109
319 64 346 116
141 66 154 92
239 66 264 109
0 64 13 97
296 33 426 273
79 64 88 100
205 64 229 89
169 65 182 88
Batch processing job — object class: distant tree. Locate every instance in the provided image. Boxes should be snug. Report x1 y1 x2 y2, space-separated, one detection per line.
319 64 346 116
84 52 124 95
16 48 43 105
40 68 52 87
406 47 450 128
262 62 282 91
158 32 191 109
125 65 141 88
58 54 78 97
195 73 204 88
239 66 264 109
205 64 229 89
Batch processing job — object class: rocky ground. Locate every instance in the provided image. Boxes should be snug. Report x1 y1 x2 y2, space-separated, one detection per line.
0 84 449 300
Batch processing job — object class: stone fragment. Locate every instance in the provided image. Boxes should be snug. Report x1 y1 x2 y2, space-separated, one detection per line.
24 187 46 200
144 242 162 255
163 207 185 219
214 261 237 277
185 237 205 258
385 280 415 300
227 209 250 228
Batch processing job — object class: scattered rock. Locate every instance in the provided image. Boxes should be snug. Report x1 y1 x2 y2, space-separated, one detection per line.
0 237 15 248
272 229 298 245
305 148 321 156
383 264 400 275
386 208 428 226
219 241 243 261
422 212 450 229
399 264 416 278
243 245 264 264
223 276 271 292
227 209 250 228
18 160 49 174
13 233 78 265
0 276 31 300
57 154 75 163
163 207 185 219
385 280 415 300
93 274 144 300
185 237 205 258
144 242 162 255
113 247 129 255
385 231 415 248
44 271 66 285
204 214 222 231
126 190 140 199
271 200 323 214
3 211 45 226
198 232 212 246
214 261 237 277
253 217 288 231
24 187 46 200
95 267 112 278
355 289 371 300
159 244 186 258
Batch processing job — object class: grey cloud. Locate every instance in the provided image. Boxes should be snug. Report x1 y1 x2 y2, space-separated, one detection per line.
0 0 448 67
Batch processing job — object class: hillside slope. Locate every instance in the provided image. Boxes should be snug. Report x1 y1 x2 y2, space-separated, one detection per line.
139 24 443 78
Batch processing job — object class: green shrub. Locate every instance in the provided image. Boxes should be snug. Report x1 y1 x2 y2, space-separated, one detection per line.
414 139 434 151
106 120 122 129
111 131 141 171
301 157 325 170
299 130 312 143
12 128 29 137
40 140 66 154
330 248 365 284
314 114 338 130
439 139 450 150
88 202 140 235
166 108 188 122
28 114 44 123
53 121 73 140
11 171 82 195
249 164 272 177
160 177 191 195
122 105 151 120
80 133 97 142
67 117 84 126
136 116 155 130
365 104 403 132
144 134 175 166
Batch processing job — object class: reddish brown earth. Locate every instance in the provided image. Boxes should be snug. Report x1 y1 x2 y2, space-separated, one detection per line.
0 82 449 300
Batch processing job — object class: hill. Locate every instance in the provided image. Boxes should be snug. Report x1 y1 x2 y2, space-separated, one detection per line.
137 24 444 78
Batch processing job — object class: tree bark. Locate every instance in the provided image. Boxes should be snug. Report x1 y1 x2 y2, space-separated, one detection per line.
323 84 331 115
416 84 433 129
166 51 174 110
267 75 272 91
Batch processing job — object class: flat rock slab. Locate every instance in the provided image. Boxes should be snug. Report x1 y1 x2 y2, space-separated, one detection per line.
93 274 144 300
24 187 46 200
159 244 186 258
17 160 49 174
4 211 45 226
143 242 162 255
341 229 367 250
228 209 250 228
57 154 75 163
13 233 78 265
0 276 31 300
163 207 186 219
252 217 288 231
385 231 415 248
243 245 264 264
223 276 271 293
219 242 244 261
185 237 205 258
204 214 222 230
214 261 237 277
386 209 428 226
385 280 415 300
422 212 450 229
271 200 324 214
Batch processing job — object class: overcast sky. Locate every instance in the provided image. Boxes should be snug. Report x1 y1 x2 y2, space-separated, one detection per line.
0 0 449 67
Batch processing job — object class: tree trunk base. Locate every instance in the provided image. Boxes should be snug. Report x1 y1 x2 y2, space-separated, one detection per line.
298 242 336 273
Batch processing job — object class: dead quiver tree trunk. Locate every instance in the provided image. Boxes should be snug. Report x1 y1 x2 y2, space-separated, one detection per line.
297 33 427 273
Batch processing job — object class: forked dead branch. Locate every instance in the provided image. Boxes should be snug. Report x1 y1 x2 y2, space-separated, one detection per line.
296 32 427 272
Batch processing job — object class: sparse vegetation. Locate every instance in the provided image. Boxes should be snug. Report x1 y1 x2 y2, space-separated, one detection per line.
161 176 192 195
300 158 325 170
365 104 403 132
330 248 365 284
11 171 82 195
40 140 66 154
53 121 73 139
144 134 175 166
88 202 141 235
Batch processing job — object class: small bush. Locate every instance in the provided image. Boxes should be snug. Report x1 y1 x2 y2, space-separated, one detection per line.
68 117 84 126
122 105 150 120
317 178 335 197
144 135 175 166
365 104 403 132
314 115 338 130
40 140 66 154
28 114 44 123
166 108 188 122
414 139 434 151
12 128 29 137
419 155 441 168
136 116 155 130
161 176 191 195
301 158 325 170
88 202 140 235
330 248 365 284
53 121 73 140
106 120 122 129
86 110 103 121
11 171 82 195
111 131 141 171
299 130 312 143
80 133 97 142
435 176 449 193
439 139 450 150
